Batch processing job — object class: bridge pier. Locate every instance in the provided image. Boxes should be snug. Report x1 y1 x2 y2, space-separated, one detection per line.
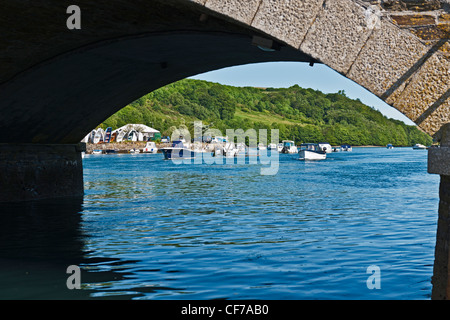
0 144 85 202
429 124 450 299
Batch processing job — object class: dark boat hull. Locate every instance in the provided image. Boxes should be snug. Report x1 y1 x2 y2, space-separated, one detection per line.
162 148 196 160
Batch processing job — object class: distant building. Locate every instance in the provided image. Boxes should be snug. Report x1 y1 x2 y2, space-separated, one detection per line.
115 124 161 141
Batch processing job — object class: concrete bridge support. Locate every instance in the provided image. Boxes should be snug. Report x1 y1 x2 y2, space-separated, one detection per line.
429 123 450 299
0 144 85 202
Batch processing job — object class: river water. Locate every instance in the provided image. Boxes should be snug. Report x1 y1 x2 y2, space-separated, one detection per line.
0 147 440 299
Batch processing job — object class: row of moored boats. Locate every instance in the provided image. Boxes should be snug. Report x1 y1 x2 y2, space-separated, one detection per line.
159 138 352 161
83 125 161 144
386 143 428 150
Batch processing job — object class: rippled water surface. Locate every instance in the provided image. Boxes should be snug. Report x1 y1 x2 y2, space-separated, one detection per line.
0 147 440 299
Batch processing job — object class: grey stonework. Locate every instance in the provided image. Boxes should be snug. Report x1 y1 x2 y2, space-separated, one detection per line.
0 144 84 202
429 123 450 299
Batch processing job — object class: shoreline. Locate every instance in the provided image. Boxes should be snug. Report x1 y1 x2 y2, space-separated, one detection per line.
85 142 412 154
86 142 169 154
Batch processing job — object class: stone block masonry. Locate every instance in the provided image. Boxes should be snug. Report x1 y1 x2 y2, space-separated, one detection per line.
0 144 84 202
429 123 450 299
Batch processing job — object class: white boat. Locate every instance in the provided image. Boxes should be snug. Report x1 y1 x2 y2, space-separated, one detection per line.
129 148 140 154
413 143 427 150
98 128 106 143
281 140 298 154
341 144 352 152
277 143 283 152
268 143 277 151
81 132 90 143
257 143 267 150
222 142 238 158
92 129 102 144
192 142 208 153
318 142 332 153
92 149 102 154
88 130 96 143
127 130 138 142
114 130 126 143
332 146 341 152
386 144 394 149
298 143 327 160
143 141 158 153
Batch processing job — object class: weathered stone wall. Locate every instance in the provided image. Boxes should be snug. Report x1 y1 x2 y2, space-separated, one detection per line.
429 123 450 299
432 175 450 299
0 144 84 202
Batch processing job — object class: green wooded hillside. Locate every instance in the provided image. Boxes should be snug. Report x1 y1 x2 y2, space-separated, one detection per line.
100 79 432 146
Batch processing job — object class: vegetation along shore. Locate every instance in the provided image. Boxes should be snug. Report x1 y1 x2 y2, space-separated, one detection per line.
96 79 432 147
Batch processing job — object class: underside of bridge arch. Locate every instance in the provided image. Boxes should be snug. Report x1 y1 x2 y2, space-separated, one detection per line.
1 0 318 144
1 0 449 143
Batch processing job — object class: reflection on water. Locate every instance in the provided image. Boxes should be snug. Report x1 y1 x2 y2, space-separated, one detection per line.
0 198 87 299
0 198 151 299
0 148 441 299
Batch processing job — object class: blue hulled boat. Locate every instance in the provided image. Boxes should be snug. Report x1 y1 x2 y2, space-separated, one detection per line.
161 140 196 160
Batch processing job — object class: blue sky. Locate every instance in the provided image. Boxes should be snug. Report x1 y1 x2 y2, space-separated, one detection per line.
190 61 415 125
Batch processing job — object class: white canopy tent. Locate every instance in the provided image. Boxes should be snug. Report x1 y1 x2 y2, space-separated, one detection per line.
114 124 158 134
113 124 160 141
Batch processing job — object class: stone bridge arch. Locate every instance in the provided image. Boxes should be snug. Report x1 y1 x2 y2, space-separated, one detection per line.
1 0 449 144
1 0 450 299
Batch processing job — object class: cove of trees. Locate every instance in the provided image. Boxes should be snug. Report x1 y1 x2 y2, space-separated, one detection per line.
100 79 433 146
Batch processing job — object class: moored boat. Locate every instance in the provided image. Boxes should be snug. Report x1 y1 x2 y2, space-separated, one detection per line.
412 143 427 150
92 129 102 144
143 141 158 153
222 142 237 158
257 143 267 150
126 130 138 142
332 146 341 152
341 144 352 152
318 142 332 153
281 140 298 154
110 131 118 143
386 144 394 149
298 143 327 160
116 130 126 143
161 140 196 160
104 127 112 143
